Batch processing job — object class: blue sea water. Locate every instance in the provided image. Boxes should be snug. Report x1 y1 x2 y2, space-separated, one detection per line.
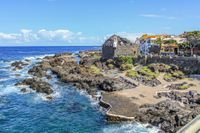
0 46 159 133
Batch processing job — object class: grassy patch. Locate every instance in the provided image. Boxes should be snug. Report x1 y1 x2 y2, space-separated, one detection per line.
120 63 133 71
178 85 189 90
164 70 185 81
107 64 114 69
164 73 173 79
147 63 171 72
118 55 135 64
126 70 139 78
172 71 184 78
93 55 101 59
88 65 101 75
139 66 159 79
188 78 194 81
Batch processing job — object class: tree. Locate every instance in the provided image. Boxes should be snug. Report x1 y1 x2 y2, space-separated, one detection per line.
178 42 189 55
163 39 177 44
155 37 162 47
183 31 200 56
155 37 163 55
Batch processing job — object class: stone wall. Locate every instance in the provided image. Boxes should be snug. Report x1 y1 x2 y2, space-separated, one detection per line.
115 44 139 57
102 45 115 59
102 44 138 59
137 56 200 74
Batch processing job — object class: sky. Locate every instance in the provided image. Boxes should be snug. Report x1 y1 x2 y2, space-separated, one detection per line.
0 0 200 46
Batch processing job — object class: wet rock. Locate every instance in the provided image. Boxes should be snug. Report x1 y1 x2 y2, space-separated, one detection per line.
11 61 29 70
20 88 27 93
15 74 21 77
28 65 46 78
46 96 53 100
16 78 53 95
28 65 47 78
25 59 31 62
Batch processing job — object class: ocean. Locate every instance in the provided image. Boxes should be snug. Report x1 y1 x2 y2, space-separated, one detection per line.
0 46 159 133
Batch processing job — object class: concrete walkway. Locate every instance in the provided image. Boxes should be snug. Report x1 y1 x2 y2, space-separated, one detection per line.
177 115 200 133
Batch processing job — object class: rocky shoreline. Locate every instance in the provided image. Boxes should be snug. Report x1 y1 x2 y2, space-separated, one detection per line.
12 51 200 133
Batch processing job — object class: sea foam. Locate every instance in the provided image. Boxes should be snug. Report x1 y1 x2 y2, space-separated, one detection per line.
102 122 160 133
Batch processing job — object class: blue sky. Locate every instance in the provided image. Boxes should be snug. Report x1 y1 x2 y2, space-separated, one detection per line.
0 0 200 46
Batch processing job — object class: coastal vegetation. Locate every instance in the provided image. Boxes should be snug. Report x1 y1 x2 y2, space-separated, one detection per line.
107 63 114 69
117 55 135 71
88 65 102 75
120 63 133 71
126 70 139 78
163 70 185 82
138 66 159 80
118 55 135 64
178 84 190 90
182 31 200 55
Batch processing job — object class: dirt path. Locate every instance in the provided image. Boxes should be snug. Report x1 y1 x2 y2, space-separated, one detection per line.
115 74 200 105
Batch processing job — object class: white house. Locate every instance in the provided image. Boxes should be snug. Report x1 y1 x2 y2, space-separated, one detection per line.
139 37 158 55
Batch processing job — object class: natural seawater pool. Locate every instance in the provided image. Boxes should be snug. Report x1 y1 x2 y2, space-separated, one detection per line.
0 46 159 133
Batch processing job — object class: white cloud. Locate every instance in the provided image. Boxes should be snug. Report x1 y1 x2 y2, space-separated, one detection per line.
0 29 101 45
37 29 80 42
0 33 17 40
0 30 149 45
140 14 162 18
140 14 177 20
116 32 144 42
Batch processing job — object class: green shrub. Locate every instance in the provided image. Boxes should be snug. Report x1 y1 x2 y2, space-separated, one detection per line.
172 71 184 78
126 70 139 78
164 73 173 80
108 64 114 69
139 66 159 79
118 55 135 64
147 63 171 72
93 55 101 59
165 64 171 70
178 85 189 90
120 63 133 71
89 65 101 74
188 78 194 81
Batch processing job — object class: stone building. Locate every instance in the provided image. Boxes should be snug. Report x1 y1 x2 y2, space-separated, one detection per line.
102 35 139 59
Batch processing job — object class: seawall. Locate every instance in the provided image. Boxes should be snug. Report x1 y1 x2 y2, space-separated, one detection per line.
99 94 135 122
137 56 200 74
